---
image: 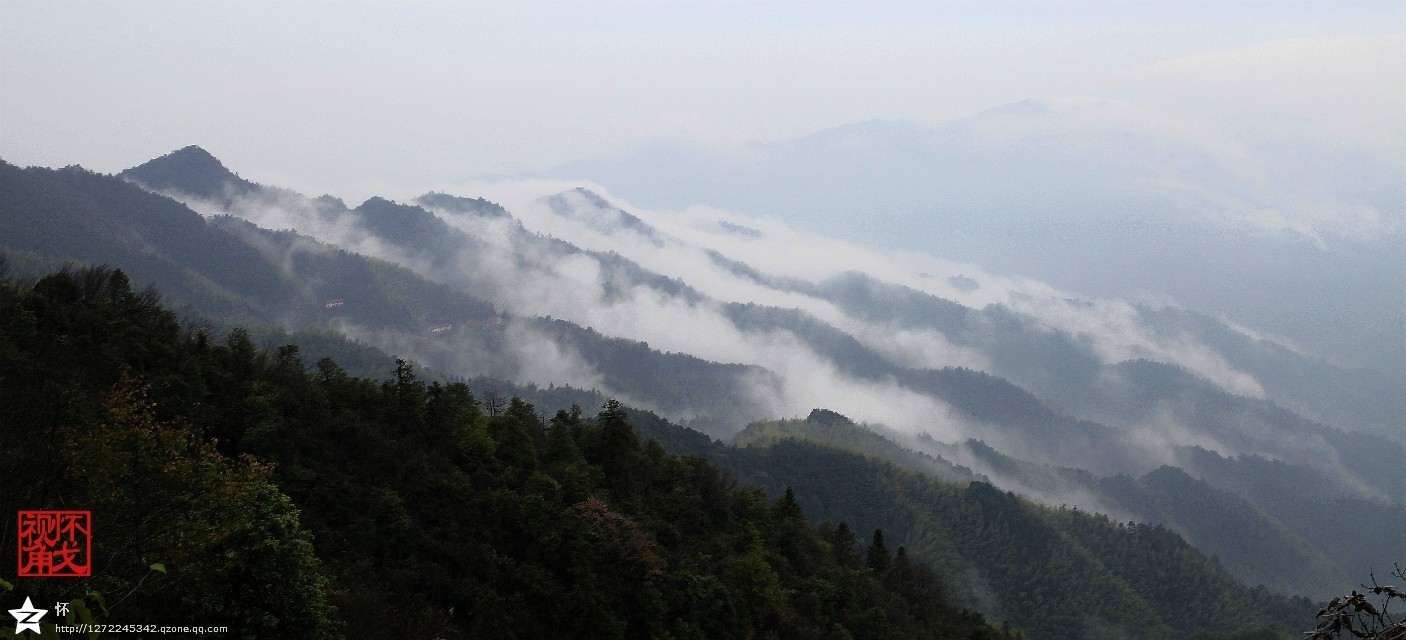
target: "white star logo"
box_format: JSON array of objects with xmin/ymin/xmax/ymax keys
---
[{"xmin": 9, "ymin": 596, "xmax": 46, "ymax": 635}]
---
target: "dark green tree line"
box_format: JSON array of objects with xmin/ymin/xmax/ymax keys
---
[{"xmin": 1, "ymin": 263, "xmax": 1015, "ymax": 639}]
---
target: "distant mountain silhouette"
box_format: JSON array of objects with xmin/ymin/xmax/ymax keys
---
[{"xmin": 120, "ymin": 145, "xmax": 258, "ymax": 200}]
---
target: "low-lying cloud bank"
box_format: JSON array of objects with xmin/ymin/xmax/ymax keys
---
[{"xmin": 146, "ymin": 166, "xmax": 1401, "ymax": 501}]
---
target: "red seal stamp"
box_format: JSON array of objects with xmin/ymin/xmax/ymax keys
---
[{"xmin": 16, "ymin": 510, "xmax": 92, "ymax": 577}]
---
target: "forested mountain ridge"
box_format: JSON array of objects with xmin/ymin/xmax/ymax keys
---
[
  {"xmin": 118, "ymin": 144, "xmax": 262, "ymax": 201},
  {"xmin": 0, "ymin": 263, "xmax": 1024, "ymax": 639},
  {"xmin": 733, "ymin": 413, "xmax": 1361, "ymax": 602},
  {"xmin": 118, "ymin": 150, "xmax": 1406, "ymax": 495},
  {"xmin": 0, "ymin": 159, "xmax": 497, "ymax": 336},
  {"xmin": 122, "ymin": 147, "xmax": 1404, "ymax": 452},
  {"xmin": 3, "ymin": 148, "xmax": 1399, "ymax": 611},
  {"xmin": 2, "ymin": 160, "xmax": 775, "ymax": 430},
  {"xmin": 122, "ymin": 147, "xmax": 1403, "ymax": 428},
  {"xmin": 0, "ymin": 263, "xmax": 1319, "ymax": 639},
  {"xmin": 719, "ymin": 440, "xmax": 1315, "ymax": 640}
]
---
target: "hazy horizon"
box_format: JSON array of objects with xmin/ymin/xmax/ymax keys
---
[
  {"xmin": 3, "ymin": 1, "xmax": 1402, "ymax": 198},
  {"xmin": 3, "ymin": 1, "xmax": 1403, "ymax": 374}
]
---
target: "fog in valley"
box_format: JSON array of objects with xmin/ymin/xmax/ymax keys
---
[{"xmin": 3, "ymin": 3, "xmax": 1403, "ymax": 635}]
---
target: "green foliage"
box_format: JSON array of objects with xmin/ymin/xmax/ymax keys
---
[
  {"xmin": 66, "ymin": 375, "xmax": 334, "ymax": 635},
  {"xmin": 0, "ymin": 265, "xmax": 1014, "ymax": 639},
  {"xmin": 0, "ymin": 265, "xmax": 337, "ymax": 638},
  {"xmin": 0, "ymin": 253, "xmax": 1325, "ymax": 640},
  {"xmin": 714, "ymin": 433, "xmax": 1317, "ymax": 640}
]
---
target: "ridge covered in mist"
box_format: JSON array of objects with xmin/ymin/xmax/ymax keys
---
[
  {"xmin": 3, "ymin": 263, "xmax": 1038, "ymax": 639},
  {"xmin": 3, "ymin": 147, "xmax": 1401, "ymax": 614},
  {"xmin": 526, "ymin": 99, "xmax": 1406, "ymax": 376}
]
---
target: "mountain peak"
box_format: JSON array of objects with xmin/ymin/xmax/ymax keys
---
[
  {"xmin": 120, "ymin": 145, "xmax": 257, "ymax": 199},
  {"xmin": 169, "ymin": 144, "xmax": 219, "ymax": 162},
  {"xmin": 571, "ymin": 186, "xmax": 613, "ymax": 209},
  {"xmin": 545, "ymin": 188, "xmax": 668, "ymax": 246},
  {"xmin": 806, "ymin": 408, "xmax": 856, "ymax": 426},
  {"xmin": 415, "ymin": 192, "xmax": 511, "ymax": 218}
]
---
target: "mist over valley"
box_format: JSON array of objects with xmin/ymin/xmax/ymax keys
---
[
  {"xmin": 5, "ymin": 142, "xmax": 1399, "ymax": 617},
  {"xmin": 3, "ymin": 4, "xmax": 1402, "ymax": 638}
]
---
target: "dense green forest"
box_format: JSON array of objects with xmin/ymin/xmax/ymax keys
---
[
  {"xmin": 703, "ymin": 414, "xmax": 1316, "ymax": 639},
  {"xmin": 0, "ymin": 263, "xmax": 1019, "ymax": 639},
  {"xmin": 335, "ymin": 353, "xmax": 1328, "ymax": 639},
  {"xmin": 731, "ymin": 414, "xmax": 1382, "ymax": 601}
]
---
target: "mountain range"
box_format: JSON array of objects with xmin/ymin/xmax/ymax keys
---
[
  {"xmin": 3, "ymin": 145, "xmax": 1402, "ymax": 636},
  {"xmin": 523, "ymin": 99, "xmax": 1406, "ymax": 377}
]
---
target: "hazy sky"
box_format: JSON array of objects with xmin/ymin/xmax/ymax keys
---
[{"xmin": 2, "ymin": 1, "xmax": 1403, "ymax": 201}]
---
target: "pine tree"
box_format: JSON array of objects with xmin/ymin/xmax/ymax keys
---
[{"xmin": 868, "ymin": 528, "xmax": 891, "ymax": 573}]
